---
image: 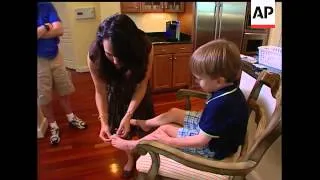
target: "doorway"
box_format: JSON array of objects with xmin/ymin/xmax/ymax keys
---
[{"xmin": 52, "ymin": 2, "xmax": 76, "ymax": 69}]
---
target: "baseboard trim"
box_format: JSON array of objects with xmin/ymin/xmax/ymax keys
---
[
  {"xmin": 76, "ymin": 66, "xmax": 89, "ymax": 72},
  {"xmin": 37, "ymin": 117, "xmax": 48, "ymax": 139}
]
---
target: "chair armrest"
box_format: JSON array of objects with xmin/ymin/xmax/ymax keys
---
[
  {"xmin": 136, "ymin": 140, "xmax": 256, "ymax": 177},
  {"xmin": 176, "ymin": 89, "xmax": 209, "ymax": 110},
  {"xmin": 176, "ymin": 89, "xmax": 210, "ymax": 100}
]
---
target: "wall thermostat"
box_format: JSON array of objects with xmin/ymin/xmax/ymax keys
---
[{"xmin": 75, "ymin": 7, "xmax": 95, "ymax": 20}]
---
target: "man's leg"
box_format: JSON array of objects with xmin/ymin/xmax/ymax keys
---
[
  {"xmin": 38, "ymin": 57, "xmax": 60, "ymax": 145},
  {"xmin": 130, "ymin": 108, "xmax": 186, "ymax": 131},
  {"xmin": 58, "ymin": 95, "xmax": 72, "ymax": 114},
  {"xmin": 111, "ymin": 124, "xmax": 180, "ymax": 151},
  {"xmin": 52, "ymin": 51, "xmax": 87, "ymax": 129}
]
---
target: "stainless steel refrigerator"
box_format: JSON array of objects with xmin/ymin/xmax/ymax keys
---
[{"xmin": 194, "ymin": 2, "xmax": 247, "ymax": 50}]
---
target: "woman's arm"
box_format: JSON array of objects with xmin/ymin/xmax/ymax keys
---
[
  {"xmin": 116, "ymin": 50, "xmax": 153, "ymax": 136},
  {"xmin": 125, "ymin": 50, "xmax": 153, "ymax": 120},
  {"xmin": 87, "ymin": 53, "xmax": 109, "ymax": 125}
]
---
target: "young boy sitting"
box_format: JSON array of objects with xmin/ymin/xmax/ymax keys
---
[{"xmin": 111, "ymin": 39, "xmax": 249, "ymax": 160}]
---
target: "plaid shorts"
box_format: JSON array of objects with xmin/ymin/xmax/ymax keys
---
[{"xmin": 177, "ymin": 111, "xmax": 216, "ymax": 158}]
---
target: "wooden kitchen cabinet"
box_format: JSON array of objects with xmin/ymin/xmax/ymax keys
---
[
  {"xmin": 164, "ymin": 2, "xmax": 185, "ymax": 12},
  {"xmin": 172, "ymin": 53, "xmax": 191, "ymax": 87},
  {"xmin": 152, "ymin": 44, "xmax": 192, "ymax": 92},
  {"xmin": 121, "ymin": 2, "xmax": 184, "ymax": 13},
  {"xmin": 152, "ymin": 54, "xmax": 172, "ymax": 90},
  {"xmin": 140, "ymin": 2, "xmax": 164, "ymax": 13},
  {"xmin": 120, "ymin": 2, "xmax": 141, "ymax": 13}
]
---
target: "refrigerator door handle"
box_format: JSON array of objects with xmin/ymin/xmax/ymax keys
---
[
  {"xmin": 213, "ymin": 3, "xmax": 218, "ymax": 40},
  {"xmin": 214, "ymin": 2, "xmax": 220, "ymax": 40},
  {"xmin": 218, "ymin": 3, "xmax": 223, "ymax": 38}
]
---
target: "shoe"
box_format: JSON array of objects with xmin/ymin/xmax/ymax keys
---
[
  {"xmin": 50, "ymin": 127, "xmax": 60, "ymax": 145},
  {"xmin": 69, "ymin": 116, "xmax": 87, "ymax": 129}
]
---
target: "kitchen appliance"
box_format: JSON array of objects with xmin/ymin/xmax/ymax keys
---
[
  {"xmin": 241, "ymin": 32, "xmax": 268, "ymax": 55},
  {"xmin": 165, "ymin": 20, "xmax": 180, "ymax": 41},
  {"xmin": 194, "ymin": 2, "xmax": 247, "ymax": 50},
  {"xmin": 241, "ymin": 3, "xmax": 269, "ymax": 56}
]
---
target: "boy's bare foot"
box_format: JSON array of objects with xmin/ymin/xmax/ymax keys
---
[
  {"xmin": 130, "ymin": 119, "xmax": 151, "ymax": 132},
  {"xmin": 111, "ymin": 136, "xmax": 137, "ymax": 151}
]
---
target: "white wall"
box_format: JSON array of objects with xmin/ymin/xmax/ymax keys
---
[
  {"xmin": 99, "ymin": 2, "xmax": 177, "ymax": 32},
  {"xmin": 268, "ymin": 2, "xmax": 282, "ymax": 47},
  {"xmin": 53, "ymin": 2, "xmax": 178, "ymax": 71},
  {"xmin": 100, "ymin": 2, "xmax": 120, "ymax": 21}
]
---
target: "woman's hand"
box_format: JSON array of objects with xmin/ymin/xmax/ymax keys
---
[
  {"xmin": 99, "ymin": 121, "xmax": 112, "ymax": 142},
  {"xmin": 116, "ymin": 115, "xmax": 131, "ymax": 138}
]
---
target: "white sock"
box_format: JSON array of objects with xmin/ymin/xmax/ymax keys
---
[
  {"xmin": 66, "ymin": 113, "xmax": 75, "ymax": 122},
  {"xmin": 49, "ymin": 121, "xmax": 59, "ymax": 129}
]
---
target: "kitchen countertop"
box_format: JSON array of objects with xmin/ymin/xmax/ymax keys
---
[
  {"xmin": 146, "ymin": 32, "xmax": 192, "ymax": 45},
  {"xmin": 241, "ymin": 60, "xmax": 282, "ymax": 79}
]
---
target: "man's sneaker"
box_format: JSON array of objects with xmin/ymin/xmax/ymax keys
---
[
  {"xmin": 69, "ymin": 116, "xmax": 87, "ymax": 129},
  {"xmin": 50, "ymin": 127, "xmax": 60, "ymax": 145}
]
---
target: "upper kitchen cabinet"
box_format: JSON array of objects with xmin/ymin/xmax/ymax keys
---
[
  {"xmin": 120, "ymin": 2, "xmax": 141, "ymax": 13},
  {"xmin": 164, "ymin": 2, "xmax": 185, "ymax": 12},
  {"xmin": 140, "ymin": 2, "xmax": 165, "ymax": 13},
  {"xmin": 121, "ymin": 2, "xmax": 185, "ymax": 13}
]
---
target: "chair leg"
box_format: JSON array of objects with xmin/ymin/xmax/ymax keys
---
[
  {"xmin": 231, "ymin": 176, "xmax": 246, "ymax": 180},
  {"xmin": 136, "ymin": 172, "xmax": 147, "ymax": 180}
]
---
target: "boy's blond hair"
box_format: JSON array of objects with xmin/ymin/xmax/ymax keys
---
[{"xmin": 190, "ymin": 39, "xmax": 241, "ymax": 82}]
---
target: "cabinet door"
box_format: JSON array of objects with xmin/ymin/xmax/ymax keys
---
[
  {"xmin": 164, "ymin": 2, "xmax": 185, "ymax": 12},
  {"xmin": 152, "ymin": 54, "xmax": 173, "ymax": 91},
  {"xmin": 172, "ymin": 53, "xmax": 191, "ymax": 88},
  {"xmin": 141, "ymin": 2, "xmax": 164, "ymax": 12},
  {"xmin": 120, "ymin": 2, "xmax": 140, "ymax": 13}
]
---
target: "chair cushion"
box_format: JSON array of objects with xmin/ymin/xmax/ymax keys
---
[{"xmin": 136, "ymin": 153, "xmax": 231, "ymax": 180}]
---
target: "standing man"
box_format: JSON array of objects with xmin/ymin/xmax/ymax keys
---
[{"xmin": 37, "ymin": 2, "xmax": 87, "ymax": 145}]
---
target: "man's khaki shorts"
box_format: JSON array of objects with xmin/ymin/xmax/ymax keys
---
[{"xmin": 38, "ymin": 51, "xmax": 75, "ymax": 105}]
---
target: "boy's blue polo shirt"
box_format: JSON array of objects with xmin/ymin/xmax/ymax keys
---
[
  {"xmin": 37, "ymin": 2, "xmax": 61, "ymax": 59},
  {"xmin": 199, "ymin": 84, "xmax": 249, "ymax": 160}
]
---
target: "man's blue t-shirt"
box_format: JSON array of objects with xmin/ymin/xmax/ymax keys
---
[
  {"xmin": 37, "ymin": 2, "xmax": 61, "ymax": 59},
  {"xmin": 199, "ymin": 84, "xmax": 249, "ymax": 160}
]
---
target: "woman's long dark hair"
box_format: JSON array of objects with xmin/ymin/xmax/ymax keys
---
[{"xmin": 89, "ymin": 13, "xmax": 151, "ymax": 85}]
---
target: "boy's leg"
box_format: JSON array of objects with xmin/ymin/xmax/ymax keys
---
[
  {"xmin": 130, "ymin": 108, "xmax": 186, "ymax": 131},
  {"xmin": 176, "ymin": 113, "xmax": 215, "ymax": 159},
  {"xmin": 52, "ymin": 51, "xmax": 87, "ymax": 129},
  {"xmin": 111, "ymin": 124, "xmax": 180, "ymax": 151}
]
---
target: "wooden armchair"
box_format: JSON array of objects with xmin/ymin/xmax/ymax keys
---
[{"xmin": 134, "ymin": 68, "xmax": 281, "ymax": 180}]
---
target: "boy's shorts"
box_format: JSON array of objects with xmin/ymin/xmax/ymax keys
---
[
  {"xmin": 38, "ymin": 51, "xmax": 75, "ymax": 105},
  {"xmin": 177, "ymin": 111, "xmax": 216, "ymax": 158}
]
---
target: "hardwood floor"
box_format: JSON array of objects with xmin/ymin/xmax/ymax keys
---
[{"xmin": 38, "ymin": 70, "xmax": 205, "ymax": 180}]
